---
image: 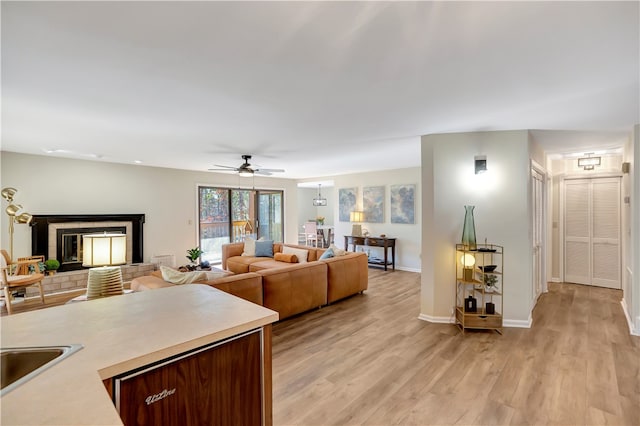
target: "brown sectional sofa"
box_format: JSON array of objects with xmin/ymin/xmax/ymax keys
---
[{"xmin": 131, "ymin": 242, "xmax": 368, "ymax": 320}]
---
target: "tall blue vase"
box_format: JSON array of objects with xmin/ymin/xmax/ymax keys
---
[{"xmin": 461, "ymin": 205, "xmax": 477, "ymax": 250}]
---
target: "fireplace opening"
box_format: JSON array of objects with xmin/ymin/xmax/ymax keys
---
[{"xmin": 57, "ymin": 227, "xmax": 126, "ymax": 267}]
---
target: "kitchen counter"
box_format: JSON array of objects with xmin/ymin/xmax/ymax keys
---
[{"xmin": 0, "ymin": 284, "xmax": 279, "ymax": 425}]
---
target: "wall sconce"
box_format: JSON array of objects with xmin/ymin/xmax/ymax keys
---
[
  {"xmin": 312, "ymin": 184, "xmax": 327, "ymax": 206},
  {"xmin": 622, "ymin": 162, "xmax": 630, "ymax": 174},
  {"xmin": 1, "ymin": 187, "xmax": 33, "ymax": 260},
  {"xmin": 474, "ymin": 155, "xmax": 487, "ymax": 174},
  {"xmin": 577, "ymin": 153, "xmax": 601, "ymax": 170},
  {"xmin": 350, "ymin": 211, "xmax": 364, "ymax": 236}
]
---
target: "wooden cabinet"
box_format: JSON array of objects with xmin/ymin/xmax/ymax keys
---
[
  {"xmin": 110, "ymin": 326, "xmax": 271, "ymax": 426},
  {"xmin": 344, "ymin": 236, "xmax": 396, "ymax": 271},
  {"xmin": 455, "ymin": 244, "xmax": 503, "ymax": 334}
]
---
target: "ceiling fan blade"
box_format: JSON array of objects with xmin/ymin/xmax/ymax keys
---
[
  {"xmin": 211, "ymin": 164, "xmax": 238, "ymax": 169},
  {"xmin": 254, "ymin": 170, "xmax": 273, "ymax": 176},
  {"xmin": 208, "ymin": 168, "xmax": 238, "ymax": 172},
  {"xmin": 255, "ymin": 168, "xmax": 285, "ymax": 173}
]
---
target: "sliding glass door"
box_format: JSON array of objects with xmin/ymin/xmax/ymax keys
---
[{"xmin": 199, "ymin": 186, "xmax": 284, "ymax": 264}]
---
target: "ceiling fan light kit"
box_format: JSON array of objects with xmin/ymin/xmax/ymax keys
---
[{"xmin": 208, "ymin": 154, "xmax": 284, "ymax": 177}]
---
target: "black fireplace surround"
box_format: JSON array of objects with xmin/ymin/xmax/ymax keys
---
[{"xmin": 31, "ymin": 214, "xmax": 145, "ymax": 272}]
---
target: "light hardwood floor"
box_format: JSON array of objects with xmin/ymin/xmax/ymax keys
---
[{"xmin": 272, "ymin": 269, "xmax": 640, "ymax": 425}]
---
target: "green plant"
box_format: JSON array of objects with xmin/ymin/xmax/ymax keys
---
[
  {"xmin": 484, "ymin": 273, "xmax": 498, "ymax": 289},
  {"xmin": 44, "ymin": 259, "xmax": 60, "ymax": 271},
  {"xmin": 186, "ymin": 247, "xmax": 204, "ymax": 264}
]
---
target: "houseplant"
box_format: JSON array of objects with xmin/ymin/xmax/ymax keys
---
[
  {"xmin": 484, "ymin": 273, "xmax": 498, "ymax": 292},
  {"xmin": 316, "ymin": 216, "xmax": 325, "ymax": 225},
  {"xmin": 44, "ymin": 258, "xmax": 60, "ymax": 275},
  {"xmin": 186, "ymin": 247, "xmax": 204, "ymax": 265}
]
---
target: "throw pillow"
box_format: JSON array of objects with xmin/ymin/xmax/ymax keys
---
[
  {"xmin": 242, "ymin": 236, "xmax": 265, "ymax": 257},
  {"xmin": 282, "ymin": 246, "xmax": 309, "ymax": 263},
  {"xmin": 329, "ymin": 244, "xmax": 347, "ymax": 256},
  {"xmin": 274, "ymin": 252, "xmax": 298, "ymax": 263},
  {"xmin": 160, "ymin": 266, "xmax": 208, "ymax": 284},
  {"xmin": 318, "ymin": 248, "xmax": 335, "ymax": 260},
  {"xmin": 255, "ymin": 240, "xmax": 274, "ymax": 257}
]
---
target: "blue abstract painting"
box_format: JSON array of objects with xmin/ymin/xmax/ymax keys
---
[
  {"xmin": 363, "ymin": 186, "xmax": 385, "ymax": 223},
  {"xmin": 338, "ymin": 187, "xmax": 357, "ymax": 222},
  {"xmin": 390, "ymin": 184, "xmax": 415, "ymax": 224}
]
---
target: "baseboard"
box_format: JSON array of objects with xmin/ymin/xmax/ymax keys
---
[
  {"xmin": 417, "ymin": 313, "xmax": 455, "ymax": 324},
  {"xmin": 550, "ymin": 277, "xmax": 561, "ymax": 283},
  {"xmin": 620, "ymin": 299, "xmax": 640, "ymax": 336},
  {"xmin": 397, "ymin": 266, "xmax": 421, "ymax": 273},
  {"xmin": 503, "ymin": 318, "xmax": 532, "ymax": 328}
]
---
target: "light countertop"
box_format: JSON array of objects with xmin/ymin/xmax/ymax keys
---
[{"xmin": 0, "ymin": 284, "xmax": 278, "ymax": 425}]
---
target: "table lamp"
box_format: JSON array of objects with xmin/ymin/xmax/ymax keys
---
[
  {"xmin": 461, "ymin": 253, "xmax": 476, "ymax": 281},
  {"xmin": 83, "ymin": 233, "xmax": 127, "ymax": 300},
  {"xmin": 350, "ymin": 211, "xmax": 364, "ymax": 237}
]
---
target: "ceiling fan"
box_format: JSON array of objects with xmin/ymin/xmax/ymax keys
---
[{"xmin": 208, "ymin": 155, "xmax": 285, "ymax": 177}]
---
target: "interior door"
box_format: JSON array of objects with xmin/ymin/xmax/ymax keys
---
[
  {"xmin": 564, "ymin": 177, "xmax": 621, "ymax": 289},
  {"xmin": 531, "ymin": 168, "xmax": 546, "ymax": 300}
]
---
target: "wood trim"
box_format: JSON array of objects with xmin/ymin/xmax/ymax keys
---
[{"xmin": 262, "ymin": 324, "xmax": 273, "ymax": 426}]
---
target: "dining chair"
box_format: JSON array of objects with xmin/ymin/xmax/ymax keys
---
[
  {"xmin": 1, "ymin": 249, "xmax": 46, "ymax": 315},
  {"xmin": 303, "ymin": 222, "xmax": 322, "ymax": 247}
]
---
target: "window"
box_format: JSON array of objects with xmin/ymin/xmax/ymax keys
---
[{"xmin": 198, "ymin": 186, "xmax": 284, "ymax": 264}]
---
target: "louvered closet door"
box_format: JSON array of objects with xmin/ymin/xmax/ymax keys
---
[
  {"xmin": 591, "ymin": 178, "xmax": 620, "ymax": 288},
  {"xmin": 564, "ymin": 177, "xmax": 620, "ymax": 289},
  {"xmin": 565, "ymin": 180, "xmax": 591, "ymax": 284}
]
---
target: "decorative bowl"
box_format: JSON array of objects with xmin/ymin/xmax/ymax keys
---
[{"xmin": 478, "ymin": 265, "xmax": 497, "ymax": 272}]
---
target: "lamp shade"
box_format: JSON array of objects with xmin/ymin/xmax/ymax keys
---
[
  {"xmin": 461, "ymin": 253, "xmax": 476, "ymax": 267},
  {"xmin": 350, "ymin": 211, "xmax": 364, "ymax": 222},
  {"xmin": 1, "ymin": 187, "xmax": 17, "ymax": 202},
  {"xmin": 15, "ymin": 213, "xmax": 33, "ymax": 224},
  {"xmin": 82, "ymin": 233, "xmax": 127, "ymax": 267}
]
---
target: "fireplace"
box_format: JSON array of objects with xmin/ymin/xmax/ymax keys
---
[{"xmin": 31, "ymin": 214, "xmax": 145, "ymax": 272}]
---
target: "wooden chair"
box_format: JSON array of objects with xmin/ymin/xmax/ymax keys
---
[
  {"xmin": 1, "ymin": 249, "xmax": 45, "ymax": 315},
  {"xmin": 303, "ymin": 222, "xmax": 323, "ymax": 248}
]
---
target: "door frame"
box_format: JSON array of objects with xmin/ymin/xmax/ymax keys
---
[
  {"xmin": 531, "ymin": 160, "xmax": 549, "ymax": 304},
  {"xmin": 559, "ymin": 171, "xmax": 623, "ymax": 284}
]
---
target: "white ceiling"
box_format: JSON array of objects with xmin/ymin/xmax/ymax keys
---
[{"xmin": 2, "ymin": 1, "xmax": 638, "ymax": 179}]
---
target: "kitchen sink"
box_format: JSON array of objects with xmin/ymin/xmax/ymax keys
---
[{"xmin": 1, "ymin": 344, "xmax": 83, "ymax": 396}]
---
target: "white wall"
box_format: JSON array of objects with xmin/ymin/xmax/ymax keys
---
[
  {"xmin": 623, "ymin": 124, "xmax": 640, "ymax": 335},
  {"xmin": 420, "ymin": 130, "xmax": 533, "ymax": 325},
  {"xmin": 0, "ymin": 152, "xmax": 300, "ymax": 262},
  {"xmin": 328, "ymin": 167, "xmax": 421, "ymax": 272},
  {"xmin": 296, "ymin": 186, "xmax": 336, "ymax": 229}
]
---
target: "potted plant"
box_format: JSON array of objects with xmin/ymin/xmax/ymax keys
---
[
  {"xmin": 186, "ymin": 247, "xmax": 204, "ymax": 266},
  {"xmin": 484, "ymin": 273, "xmax": 498, "ymax": 292},
  {"xmin": 316, "ymin": 216, "xmax": 325, "ymax": 225},
  {"xmin": 44, "ymin": 259, "xmax": 60, "ymax": 276}
]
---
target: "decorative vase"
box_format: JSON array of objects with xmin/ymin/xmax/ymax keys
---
[{"xmin": 461, "ymin": 205, "xmax": 477, "ymax": 251}]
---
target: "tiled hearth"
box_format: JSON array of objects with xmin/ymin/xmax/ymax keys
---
[{"xmin": 23, "ymin": 263, "xmax": 155, "ymax": 298}]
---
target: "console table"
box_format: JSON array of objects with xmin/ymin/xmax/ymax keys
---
[{"xmin": 344, "ymin": 236, "xmax": 396, "ymax": 271}]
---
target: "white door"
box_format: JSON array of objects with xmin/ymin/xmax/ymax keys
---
[
  {"xmin": 531, "ymin": 168, "xmax": 546, "ymax": 301},
  {"xmin": 564, "ymin": 177, "xmax": 621, "ymax": 289}
]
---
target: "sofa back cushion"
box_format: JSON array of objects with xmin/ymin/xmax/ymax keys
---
[{"xmin": 281, "ymin": 246, "xmax": 309, "ymax": 263}]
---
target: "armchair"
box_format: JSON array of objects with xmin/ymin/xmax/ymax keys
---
[{"xmin": 1, "ymin": 249, "xmax": 45, "ymax": 315}]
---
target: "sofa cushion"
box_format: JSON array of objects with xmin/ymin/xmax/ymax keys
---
[
  {"xmin": 282, "ymin": 246, "xmax": 309, "ymax": 263},
  {"xmin": 242, "ymin": 236, "xmax": 265, "ymax": 256},
  {"xmin": 274, "ymin": 252, "xmax": 298, "ymax": 263},
  {"xmin": 255, "ymin": 240, "xmax": 274, "ymax": 257},
  {"xmin": 248, "ymin": 259, "xmax": 298, "ymax": 271},
  {"xmin": 319, "ymin": 248, "xmax": 334, "ymax": 260}
]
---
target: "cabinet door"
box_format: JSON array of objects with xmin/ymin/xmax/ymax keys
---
[{"xmin": 115, "ymin": 330, "xmax": 262, "ymax": 426}]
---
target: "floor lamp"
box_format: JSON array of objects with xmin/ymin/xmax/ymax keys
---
[
  {"xmin": 1, "ymin": 187, "xmax": 33, "ymax": 260},
  {"xmin": 83, "ymin": 233, "xmax": 126, "ymax": 300}
]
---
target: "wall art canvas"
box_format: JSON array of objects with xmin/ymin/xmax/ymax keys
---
[
  {"xmin": 338, "ymin": 187, "xmax": 358, "ymax": 222},
  {"xmin": 390, "ymin": 184, "xmax": 415, "ymax": 224},
  {"xmin": 363, "ymin": 186, "xmax": 385, "ymax": 223}
]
